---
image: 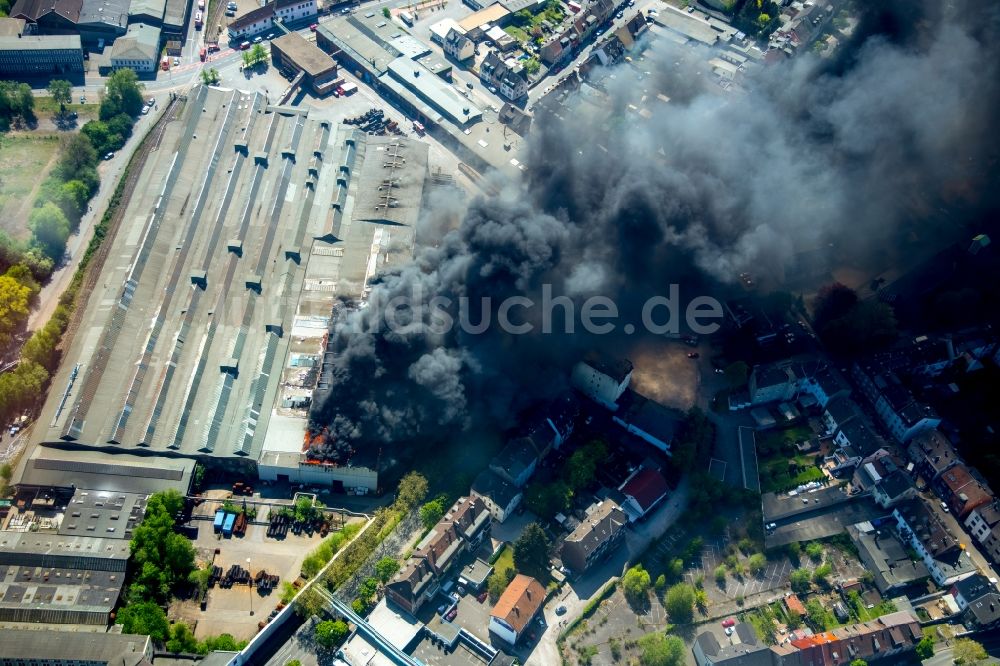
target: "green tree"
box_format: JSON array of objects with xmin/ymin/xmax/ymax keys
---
[
  {"xmin": 81, "ymin": 120, "xmax": 112, "ymax": 155},
  {"xmin": 420, "ymin": 499, "xmax": 444, "ymax": 529},
  {"xmin": 805, "ymin": 542, "xmax": 823, "ymax": 561},
  {"xmin": 116, "ymin": 601, "xmax": 169, "ymax": 641},
  {"xmin": 671, "ymin": 408, "xmax": 715, "ymax": 472},
  {"xmin": 524, "ymin": 479, "xmax": 572, "ymax": 519},
  {"xmin": 129, "ymin": 490, "xmax": 195, "ymax": 603},
  {"xmin": 286, "ymin": 662, "xmax": 302, "ymax": 666},
  {"xmin": 654, "ymin": 573, "xmax": 667, "ymax": 591},
  {"xmin": 664, "ymin": 583, "xmax": 695, "ymax": 624},
  {"xmin": 29, "ymin": 202, "xmax": 70, "ymax": 259},
  {"xmin": 314, "ymin": 619, "xmax": 349, "ymax": 649},
  {"xmin": 714, "ymin": 564, "xmax": 727, "ymax": 584},
  {"xmin": 667, "ymin": 557, "xmax": 684, "ymax": 581},
  {"xmin": 248, "ymin": 43, "xmax": 268, "ymax": 66},
  {"xmin": 48, "ymin": 79, "xmax": 72, "ymax": 114},
  {"xmin": 637, "ymin": 632, "xmax": 685, "ymax": 666},
  {"xmin": 748, "ymin": 553, "xmax": 767, "ymax": 575},
  {"xmin": 805, "ymin": 599, "xmax": 832, "ymax": 630},
  {"xmin": 724, "ymin": 361, "xmax": 750, "ymax": 388},
  {"xmin": 382, "ymin": 7, "xmax": 390, "ymax": 17},
  {"xmin": 566, "ymin": 440, "xmax": 606, "ymax": 490},
  {"xmin": 914, "ymin": 634, "xmax": 934, "ymax": 660},
  {"xmin": 849, "ymin": 661, "xmax": 866, "ymax": 666},
  {"xmin": 513, "ymin": 522, "xmax": 550, "ymax": 577},
  {"xmin": 622, "ymin": 564, "xmax": 652, "ymax": 606},
  {"xmin": 103, "ymin": 68, "xmax": 144, "ymax": 118},
  {"xmin": 953, "ymin": 638, "xmax": 987, "ymax": 664},
  {"xmin": 374, "ymin": 556, "xmax": 399, "ymax": 583},
  {"xmin": 0, "ymin": 273, "xmax": 31, "ymax": 342},
  {"xmin": 166, "ymin": 621, "xmax": 200, "ymax": 653},
  {"xmin": 789, "ymin": 568, "xmax": 811, "ymax": 593},
  {"xmin": 812, "ymin": 562, "xmax": 832, "ymax": 585},
  {"xmin": 396, "ymin": 471, "xmax": 428, "ymax": 509},
  {"xmin": 487, "ymin": 567, "xmax": 514, "ymax": 601}
]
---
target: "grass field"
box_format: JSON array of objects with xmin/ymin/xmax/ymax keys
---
[
  {"xmin": 33, "ymin": 97, "xmax": 94, "ymax": 116},
  {"xmin": 0, "ymin": 134, "xmax": 62, "ymax": 240}
]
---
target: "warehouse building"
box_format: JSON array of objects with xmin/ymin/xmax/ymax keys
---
[
  {"xmin": 19, "ymin": 86, "xmax": 430, "ymax": 496},
  {"xmin": 0, "ymin": 629, "xmax": 153, "ymax": 665},
  {"xmin": 0, "ymin": 19, "xmax": 83, "ymax": 76},
  {"xmin": 78, "ymin": 0, "xmax": 129, "ymax": 45}
]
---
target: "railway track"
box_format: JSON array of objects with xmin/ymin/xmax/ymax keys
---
[{"xmin": 60, "ymin": 98, "xmax": 183, "ymax": 352}]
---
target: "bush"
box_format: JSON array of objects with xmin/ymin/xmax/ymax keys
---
[
  {"xmin": 789, "ymin": 568, "xmax": 811, "ymax": 594},
  {"xmin": 714, "ymin": 565, "xmax": 727, "ymax": 584}
]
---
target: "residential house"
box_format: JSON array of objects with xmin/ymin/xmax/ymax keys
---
[
  {"xmin": 444, "ymin": 495, "xmax": 491, "ymax": 548},
  {"xmin": 560, "ymin": 499, "xmax": 627, "ymax": 574},
  {"xmin": 872, "ymin": 470, "xmax": 917, "ymax": 509},
  {"xmin": 414, "ymin": 522, "xmax": 463, "ymax": 576},
  {"xmin": 853, "ymin": 452, "xmax": 916, "ymax": 508},
  {"xmin": 543, "ymin": 392, "xmax": 578, "ymax": 449},
  {"xmin": 907, "ymin": 428, "xmax": 959, "ymax": 482},
  {"xmin": 385, "ymin": 557, "xmax": 436, "ymax": 615},
  {"xmin": 471, "ymin": 469, "xmax": 522, "ymax": 522},
  {"xmin": 490, "ymin": 432, "xmax": 549, "ymax": 487},
  {"xmin": 784, "ymin": 594, "xmax": 806, "ymax": 619},
  {"xmin": 849, "ymin": 522, "xmax": 929, "ymax": 594},
  {"xmin": 935, "ymin": 464, "xmax": 994, "ymax": 519},
  {"xmin": 822, "ymin": 396, "xmax": 861, "ymax": 435},
  {"xmin": 893, "ymin": 500, "xmax": 976, "ymax": 586},
  {"xmin": 948, "ymin": 574, "xmax": 1000, "ymax": 631},
  {"xmin": 833, "ymin": 418, "xmax": 884, "ymax": 457},
  {"xmin": 779, "ymin": 611, "xmax": 923, "ymax": 665},
  {"xmin": 227, "ymin": 0, "xmax": 315, "ymax": 40},
  {"xmin": 386, "ymin": 496, "xmax": 492, "ymax": 614},
  {"xmin": 489, "ymin": 574, "xmax": 545, "ymax": 644},
  {"xmin": 797, "ymin": 362, "xmax": 851, "ymax": 409},
  {"xmin": 618, "ymin": 467, "xmax": 669, "ymax": 522},
  {"xmin": 443, "ymin": 26, "xmax": 474, "ymax": 61},
  {"xmin": 693, "ymin": 623, "xmax": 772, "ymax": 666},
  {"xmin": 749, "ymin": 363, "xmax": 797, "ymax": 405},
  {"xmin": 851, "ymin": 363, "xmax": 940, "ymax": 443},
  {"xmin": 612, "ymin": 390, "xmax": 682, "ymax": 453},
  {"xmin": 571, "ymin": 353, "xmax": 633, "ymax": 410},
  {"xmin": 538, "ymin": 0, "xmax": 614, "ymax": 66},
  {"xmin": 826, "ymin": 444, "xmax": 861, "ymax": 479},
  {"xmin": 965, "ymin": 500, "xmax": 1000, "ymax": 564},
  {"xmin": 108, "ymin": 21, "xmax": 159, "ymax": 73},
  {"xmin": 479, "ymin": 50, "xmax": 528, "ymax": 101}
]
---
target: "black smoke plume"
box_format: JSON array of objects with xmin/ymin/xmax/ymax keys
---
[{"xmin": 309, "ymin": 0, "xmax": 1000, "ymax": 465}]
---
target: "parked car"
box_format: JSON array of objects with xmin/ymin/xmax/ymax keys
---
[
  {"xmin": 240, "ymin": 41, "xmax": 251, "ymax": 49},
  {"xmin": 722, "ymin": 618, "xmax": 736, "ymax": 628},
  {"xmin": 310, "ymin": 23, "xmax": 318, "ymax": 31},
  {"xmin": 687, "ymin": 352, "xmax": 699, "ymax": 358},
  {"xmin": 445, "ymin": 608, "xmax": 458, "ymax": 621},
  {"xmin": 253, "ymin": 36, "xmax": 262, "ymax": 43},
  {"xmin": 104, "ymin": 152, "xmax": 114, "ymax": 160},
  {"xmin": 173, "ymin": 57, "xmax": 180, "ymax": 66},
  {"xmin": 555, "ymin": 605, "xmax": 567, "ymax": 616}
]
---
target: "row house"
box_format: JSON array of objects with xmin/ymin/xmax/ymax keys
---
[
  {"xmin": 935, "ymin": 463, "xmax": 994, "ymax": 519},
  {"xmin": 851, "ymin": 362, "xmax": 940, "ymax": 443},
  {"xmin": 479, "ymin": 50, "xmax": 528, "ymax": 101},
  {"xmin": 385, "ymin": 496, "xmax": 491, "ymax": 615},
  {"xmin": 538, "ymin": 0, "xmax": 614, "ymax": 66},
  {"xmin": 965, "ymin": 501, "xmax": 1000, "ymax": 564},
  {"xmin": 906, "ymin": 427, "xmax": 959, "ymax": 482},
  {"xmin": 892, "ymin": 500, "xmax": 976, "ymax": 586},
  {"xmin": 559, "ymin": 499, "xmax": 627, "ymax": 575}
]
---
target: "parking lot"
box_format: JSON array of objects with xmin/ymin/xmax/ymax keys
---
[{"xmin": 170, "ymin": 515, "xmax": 361, "ymax": 640}]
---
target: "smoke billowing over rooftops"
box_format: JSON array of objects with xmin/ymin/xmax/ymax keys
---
[{"xmin": 308, "ymin": 0, "xmax": 1000, "ymax": 465}]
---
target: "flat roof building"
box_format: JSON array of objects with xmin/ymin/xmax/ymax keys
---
[
  {"xmin": 270, "ymin": 31, "xmax": 339, "ymax": 95},
  {"xmin": 78, "ymin": 0, "xmax": 129, "ymax": 44},
  {"xmin": 0, "ymin": 22, "xmax": 83, "ymax": 76},
  {"xmin": 0, "ymin": 628, "xmax": 152, "ymax": 664}
]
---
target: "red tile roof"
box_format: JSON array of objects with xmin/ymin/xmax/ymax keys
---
[
  {"xmin": 621, "ymin": 468, "xmax": 668, "ymax": 511},
  {"xmin": 491, "ymin": 574, "xmax": 545, "ymax": 634}
]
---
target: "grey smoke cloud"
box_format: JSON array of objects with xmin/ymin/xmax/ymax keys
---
[{"xmin": 309, "ymin": 2, "xmax": 1000, "ymax": 461}]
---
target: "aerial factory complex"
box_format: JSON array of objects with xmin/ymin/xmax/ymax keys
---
[{"xmin": 1, "ymin": 0, "xmax": 999, "ymax": 665}]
